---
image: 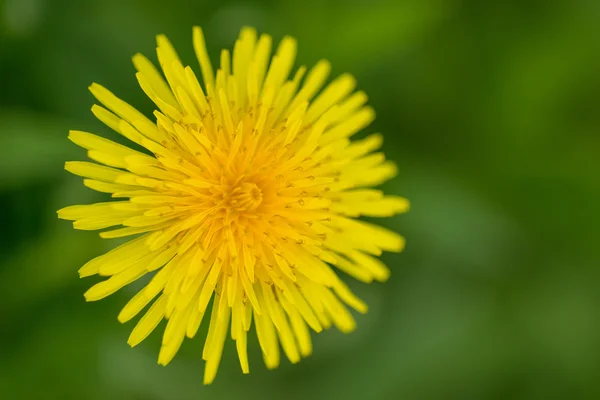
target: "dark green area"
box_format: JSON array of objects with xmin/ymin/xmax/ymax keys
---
[{"xmin": 1, "ymin": 0, "xmax": 599, "ymax": 399}]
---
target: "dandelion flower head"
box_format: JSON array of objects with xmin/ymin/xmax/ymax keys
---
[{"xmin": 58, "ymin": 26, "xmax": 409, "ymax": 384}]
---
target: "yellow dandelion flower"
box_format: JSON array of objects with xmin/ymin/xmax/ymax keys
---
[{"xmin": 58, "ymin": 26, "xmax": 409, "ymax": 384}]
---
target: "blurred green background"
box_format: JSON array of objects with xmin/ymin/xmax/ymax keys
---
[{"xmin": 1, "ymin": 0, "xmax": 600, "ymax": 398}]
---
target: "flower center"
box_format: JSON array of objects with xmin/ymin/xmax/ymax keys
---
[{"xmin": 227, "ymin": 182, "xmax": 263, "ymax": 212}]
